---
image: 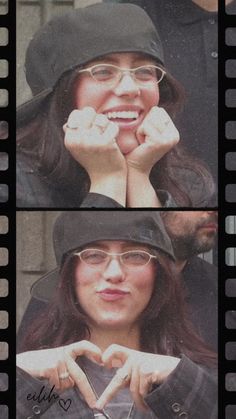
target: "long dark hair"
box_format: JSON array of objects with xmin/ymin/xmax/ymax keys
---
[
  {"xmin": 19, "ymin": 249, "xmax": 217, "ymax": 367},
  {"xmin": 16, "ymin": 64, "xmax": 215, "ymax": 206}
]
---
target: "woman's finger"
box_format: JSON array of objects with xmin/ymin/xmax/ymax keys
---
[
  {"xmin": 129, "ymin": 364, "xmax": 144, "ymax": 411},
  {"xmin": 102, "ymin": 344, "xmax": 131, "ymax": 368},
  {"xmin": 151, "ymin": 370, "xmax": 162, "ymax": 385},
  {"xmin": 47, "ymin": 368, "xmax": 60, "ymax": 390},
  {"xmin": 102, "ymin": 121, "xmax": 119, "ymax": 144},
  {"xmin": 139, "ymin": 375, "xmax": 153, "ymax": 401},
  {"xmin": 138, "ymin": 121, "xmax": 158, "ymax": 143},
  {"xmin": 65, "ymin": 340, "xmax": 102, "ymax": 364},
  {"xmin": 65, "ymin": 354, "xmax": 97, "ymax": 409},
  {"xmin": 136, "ymin": 106, "xmax": 177, "ymax": 143},
  {"xmin": 57, "ymin": 358, "xmax": 74, "ymax": 391},
  {"xmin": 130, "ymin": 364, "xmax": 149, "ymax": 412},
  {"xmin": 94, "ymin": 114, "xmax": 109, "ymax": 131},
  {"xmin": 66, "ymin": 107, "xmax": 96, "ymax": 130},
  {"xmin": 66, "ymin": 109, "xmax": 82, "ymax": 129},
  {"xmin": 148, "ymin": 106, "xmax": 171, "ymax": 133},
  {"xmin": 95, "ymin": 365, "xmax": 131, "ymax": 410}
]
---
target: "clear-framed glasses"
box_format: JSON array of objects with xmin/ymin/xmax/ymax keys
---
[
  {"xmin": 78, "ymin": 64, "xmax": 166, "ymax": 87},
  {"xmin": 74, "ymin": 249, "xmax": 157, "ymax": 269}
]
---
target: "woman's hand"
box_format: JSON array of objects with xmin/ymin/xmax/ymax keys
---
[
  {"xmin": 125, "ymin": 106, "xmax": 179, "ymax": 207},
  {"xmin": 126, "ymin": 106, "xmax": 180, "ymax": 175},
  {"xmin": 64, "ymin": 107, "xmax": 127, "ymax": 205},
  {"xmin": 17, "ymin": 340, "xmax": 102, "ymax": 408},
  {"xmin": 95, "ymin": 344, "xmax": 180, "ymax": 412}
]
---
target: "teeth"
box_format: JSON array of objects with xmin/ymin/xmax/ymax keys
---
[{"xmin": 106, "ymin": 111, "xmax": 139, "ymax": 120}]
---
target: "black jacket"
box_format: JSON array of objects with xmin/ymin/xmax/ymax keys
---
[
  {"xmin": 16, "ymin": 151, "xmax": 215, "ymax": 208},
  {"xmin": 14, "ymin": 355, "xmax": 217, "ymax": 418},
  {"xmin": 182, "ymin": 256, "xmax": 217, "ymax": 350}
]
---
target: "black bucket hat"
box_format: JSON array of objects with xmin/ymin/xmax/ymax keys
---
[
  {"xmin": 31, "ymin": 211, "xmax": 174, "ymax": 302},
  {"xmin": 17, "ymin": 2, "xmax": 164, "ymax": 125}
]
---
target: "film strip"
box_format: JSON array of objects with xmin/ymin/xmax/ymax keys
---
[
  {"xmin": 0, "ymin": 0, "xmax": 16, "ymax": 418},
  {"xmin": 220, "ymin": 2, "xmax": 236, "ymax": 418}
]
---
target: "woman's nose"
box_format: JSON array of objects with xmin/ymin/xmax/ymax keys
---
[
  {"xmin": 103, "ymin": 258, "xmax": 125, "ymax": 282},
  {"xmin": 114, "ymin": 73, "xmax": 140, "ymax": 97}
]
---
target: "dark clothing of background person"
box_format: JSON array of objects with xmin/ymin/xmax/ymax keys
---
[
  {"xmin": 110, "ymin": 0, "xmax": 236, "ymax": 182},
  {"xmin": 182, "ymin": 255, "xmax": 217, "ymax": 351},
  {"xmin": 17, "ymin": 255, "xmax": 218, "ymax": 352}
]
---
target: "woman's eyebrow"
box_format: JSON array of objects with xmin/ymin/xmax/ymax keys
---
[
  {"xmin": 122, "ymin": 244, "xmax": 150, "ymax": 251},
  {"xmin": 83, "ymin": 241, "xmax": 150, "ymax": 250},
  {"xmin": 86, "ymin": 56, "xmax": 118, "ymax": 66},
  {"xmin": 87, "ymin": 54, "xmax": 157, "ymax": 66}
]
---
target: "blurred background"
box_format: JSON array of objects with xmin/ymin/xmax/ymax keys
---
[{"xmin": 16, "ymin": 0, "xmax": 102, "ymax": 106}]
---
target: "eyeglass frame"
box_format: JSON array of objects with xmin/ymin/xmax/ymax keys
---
[
  {"xmin": 77, "ymin": 63, "xmax": 166, "ymax": 87},
  {"xmin": 73, "ymin": 248, "xmax": 157, "ymax": 269}
]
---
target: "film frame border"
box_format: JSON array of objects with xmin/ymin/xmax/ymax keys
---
[
  {"xmin": 219, "ymin": 1, "xmax": 236, "ymax": 418},
  {"xmin": 0, "ymin": 0, "xmax": 16, "ymax": 418}
]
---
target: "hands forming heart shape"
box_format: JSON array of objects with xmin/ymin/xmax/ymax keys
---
[
  {"xmin": 17, "ymin": 340, "xmax": 180, "ymax": 412},
  {"xmin": 64, "ymin": 106, "xmax": 179, "ymax": 179}
]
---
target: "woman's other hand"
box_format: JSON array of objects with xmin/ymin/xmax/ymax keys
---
[
  {"xmin": 126, "ymin": 106, "xmax": 179, "ymax": 175},
  {"xmin": 125, "ymin": 106, "xmax": 179, "ymax": 207},
  {"xmin": 95, "ymin": 344, "xmax": 180, "ymax": 412},
  {"xmin": 64, "ymin": 107, "xmax": 127, "ymax": 206},
  {"xmin": 17, "ymin": 340, "xmax": 102, "ymax": 408}
]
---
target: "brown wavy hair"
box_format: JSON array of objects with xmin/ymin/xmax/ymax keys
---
[{"xmin": 19, "ymin": 249, "xmax": 217, "ymax": 367}]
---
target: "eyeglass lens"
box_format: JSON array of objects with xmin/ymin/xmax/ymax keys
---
[
  {"xmin": 80, "ymin": 249, "xmax": 152, "ymax": 267},
  {"xmin": 90, "ymin": 65, "xmax": 164, "ymax": 84}
]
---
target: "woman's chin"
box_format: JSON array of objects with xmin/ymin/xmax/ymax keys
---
[
  {"xmin": 117, "ymin": 135, "xmax": 139, "ymax": 155},
  {"xmin": 94, "ymin": 312, "xmax": 131, "ymax": 329}
]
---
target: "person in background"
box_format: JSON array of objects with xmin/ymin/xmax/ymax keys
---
[
  {"xmin": 161, "ymin": 211, "xmax": 218, "ymax": 350},
  {"xmin": 107, "ymin": 0, "xmax": 236, "ymax": 183}
]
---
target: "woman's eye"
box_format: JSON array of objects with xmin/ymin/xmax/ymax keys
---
[
  {"xmin": 124, "ymin": 252, "xmax": 148, "ymax": 264},
  {"xmin": 92, "ymin": 67, "xmax": 115, "ymax": 80},
  {"xmin": 83, "ymin": 251, "xmax": 106, "ymax": 264},
  {"xmin": 136, "ymin": 67, "xmax": 155, "ymax": 80}
]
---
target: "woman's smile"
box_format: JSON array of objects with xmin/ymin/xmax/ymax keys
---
[
  {"xmin": 102, "ymin": 104, "xmax": 145, "ymax": 154},
  {"xmin": 75, "ymin": 52, "xmax": 160, "ymax": 155},
  {"xmin": 102, "ymin": 105, "xmax": 143, "ymax": 129}
]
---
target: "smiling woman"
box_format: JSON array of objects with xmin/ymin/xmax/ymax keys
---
[
  {"xmin": 73, "ymin": 54, "xmax": 162, "ymax": 156},
  {"xmin": 12, "ymin": 2, "xmax": 216, "ymax": 208},
  {"xmin": 16, "ymin": 211, "xmax": 217, "ymax": 418}
]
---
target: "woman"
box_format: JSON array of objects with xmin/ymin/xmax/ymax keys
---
[
  {"xmin": 16, "ymin": 211, "xmax": 217, "ymax": 418},
  {"xmin": 14, "ymin": 3, "xmax": 215, "ymax": 208}
]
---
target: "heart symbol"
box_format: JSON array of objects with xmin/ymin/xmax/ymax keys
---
[{"xmin": 59, "ymin": 398, "xmax": 72, "ymax": 412}]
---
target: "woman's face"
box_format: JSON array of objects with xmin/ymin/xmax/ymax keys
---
[
  {"xmin": 74, "ymin": 240, "xmax": 156, "ymax": 331},
  {"xmin": 75, "ymin": 53, "xmax": 160, "ymax": 155}
]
